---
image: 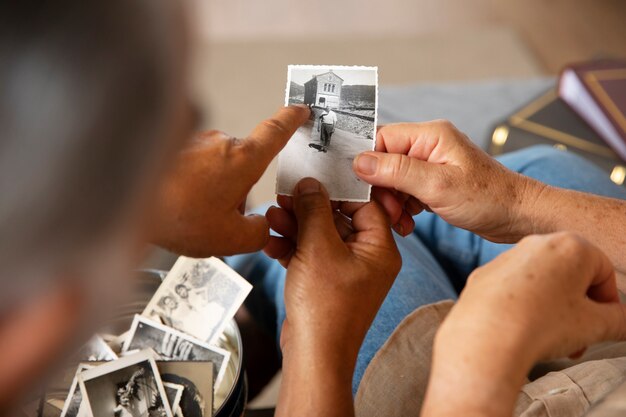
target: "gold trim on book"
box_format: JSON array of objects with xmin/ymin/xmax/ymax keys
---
[
  {"xmin": 610, "ymin": 165, "xmax": 626, "ymax": 185},
  {"xmin": 585, "ymin": 69, "xmax": 626, "ymax": 135},
  {"xmin": 508, "ymin": 90, "xmax": 617, "ymax": 158}
]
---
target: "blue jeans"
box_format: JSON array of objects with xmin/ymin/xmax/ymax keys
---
[{"xmin": 226, "ymin": 146, "xmax": 626, "ymax": 395}]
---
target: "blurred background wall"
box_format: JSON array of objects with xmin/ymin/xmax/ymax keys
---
[{"xmin": 184, "ymin": 0, "xmax": 626, "ymax": 205}]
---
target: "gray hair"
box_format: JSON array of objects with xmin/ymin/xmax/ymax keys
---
[{"xmin": 0, "ymin": 0, "xmax": 188, "ymax": 308}]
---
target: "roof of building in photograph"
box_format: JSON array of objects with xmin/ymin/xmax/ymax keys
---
[{"xmin": 305, "ymin": 70, "xmax": 344, "ymax": 86}]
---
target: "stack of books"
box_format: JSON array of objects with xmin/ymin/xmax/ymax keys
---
[{"xmin": 489, "ymin": 59, "xmax": 626, "ymax": 187}]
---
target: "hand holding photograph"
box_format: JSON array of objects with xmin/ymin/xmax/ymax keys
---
[
  {"xmin": 142, "ymin": 256, "xmax": 252, "ymax": 345},
  {"xmin": 78, "ymin": 350, "xmax": 172, "ymax": 417},
  {"xmin": 277, "ymin": 65, "xmax": 378, "ymax": 202}
]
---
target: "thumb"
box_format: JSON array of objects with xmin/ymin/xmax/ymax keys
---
[
  {"xmin": 353, "ymin": 151, "xmax": 447, "ymax": 200},
  {"xmin": 292, "ymin": 178, "xmax": 341, "ymax": 249}
]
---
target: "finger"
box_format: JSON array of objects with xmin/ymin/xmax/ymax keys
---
[
  {"xmin": 245, "ymin": 105, "xmax": 311, "ymax": 176},
  {"xmin": 375, "ymin": 125, "xmax": 387, "ymax": 152},
  {"xmin": 353, "ymin": 151, "xmax": 450, "ymax": 200},
  {"xmin": 586, "ymin": 249, "xmax": 619, "ymax": 303},
  {"xmin": 264, "ymin": 236, "xmax": 294, "ymax": 267},
  {"xmin": 277, "ymin": 194, "xmax": 294, "ymax": 212},
  {"xmin": 333, "ymin": 211, "xmax": 354, "ymax": 241},
  {"xmin": 342, "ymin": 188, "xmax": 403, "ymax": 225},
  {"xmin": 393, "ymin": 210, "xmax": 415, "ymax": 236},
  {"xmin": 292, "ymin": 178, "xmax": 341, "ymax": 249},
  {"xmin": 568, "ymin": 347, "xmax": 587, "ymax": 360},
  {"xmin": 406, "ymin": 197, "xmax": 425, "ymax": 216},
  {"xmin": 371, "ymin": 187, "xmax": 404, "ymax": 224},
  {"xmin": 266, "ymin": 206, "xmax": 297, "ymax": 240},
  {"xmin": 228, "ymin": 213, "xmax": 270, "ymax": 253},
  {"xmin": 351, "ymin": 201, "xmax": 396, "ymax": 249},
  {"xmin": 589, "ymin": 302, "xmax": 626, "ymax": 343},
  {"xmin": 376, "ymin": 121, "xmax": 462, "ymax": 162},
  {"xmin": 339, "ymin": 201, "xmax": 367, "ymax": 217}
]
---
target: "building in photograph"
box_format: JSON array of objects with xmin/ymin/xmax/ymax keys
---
[{"xmin": 304, "ymin": 70, "xmax": 343, "ymax": 108}]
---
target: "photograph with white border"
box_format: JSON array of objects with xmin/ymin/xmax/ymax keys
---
[
  {"xmin": 78, "ymin": 350, "xmax": 172, "ymax": 417},
  {"xmin": 77, "ymin": 335, "xmax": 118, "ymax": 362},
  {"xmin": 142, "ymin": 256, "xmax": 252, "ymax": 345},
  {"xmin": 59, "ymin": 364, "xmax": 93, "ymax": 417},
  {"xmin": 157, "ymin": 361, "xmax": 213, "ymax": 417},
  {"xmin": 123, "ymin": 315, "xmax": 230, "ymax": 387},
  {"xmin": 163, "ymin": 382, "xmax": 184, "ymax": 415},
  {"xmin": 277, "ymin": 65, "xmax": 378, "ymax": 202}
]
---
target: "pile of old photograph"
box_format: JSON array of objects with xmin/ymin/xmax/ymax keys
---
[
  {"xmin": 277, "ymin": 65, "xmax": 378, "ymax": 202},
  {"xmin": 50, "ymin": 257, "xmax": 251, "ymax": 417}
]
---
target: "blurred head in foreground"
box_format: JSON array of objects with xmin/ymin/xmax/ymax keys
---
[{"xmin": 0, "ymin": 0, "xmax": 192, "ymax": 409}]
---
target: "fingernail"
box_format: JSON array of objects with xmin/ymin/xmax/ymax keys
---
[
  {"xmin": 297, "ymin": 178, "xmax": 320, "ymax": 195},
  {"xmin": 355, "ymin": 154, "xmax": 378, "ymax": 175},
  {"xmin": 393, "ymin": 223, "xmax": 404, "ymax": 235},
  {"xmin": 292, "ymin": 104, "xmax": 309, "ymax": 109}
]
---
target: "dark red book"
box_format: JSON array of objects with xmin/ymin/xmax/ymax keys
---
[{"xmin": 559, "ymin": 59, "xmax": 626, "ymax": 161}]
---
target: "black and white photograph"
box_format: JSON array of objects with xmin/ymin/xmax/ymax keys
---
[
  {"xmin": 78, "ymin": 350, "xmax": 172, "ymax": 417},
  {"xmin": 60, "ymin": 364, "xmax": 93, "ymax": 417},
  {"xmin": 158, "ymin": 362, "xmax": 214, "ymax": 417},
  {"xmin": 124, "ymin": 315, "xmax": 230, "ymax": 387},
  {"xmin": 162, "ymin": 382, "xmax": 184, "ymax": 416},
  {"xmin": 78, "ymin": 335, "xmax": 118, "ymax": 362},
  {"xmin": 142, "ymin": 256, "xmax": 252, "ymax": 345},
  {"xmin": 277, "ymin": 65, "xmax": 378, "ymax": 202}
]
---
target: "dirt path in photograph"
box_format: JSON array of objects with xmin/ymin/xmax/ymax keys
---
[{"xmin": 277, "ymin": 120, "xmax": 374, "ymax": 201}]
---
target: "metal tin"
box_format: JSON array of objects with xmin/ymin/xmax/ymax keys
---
[{"xmin": 40, "ymin": 269, "xmax": 246, "ymax": 417}]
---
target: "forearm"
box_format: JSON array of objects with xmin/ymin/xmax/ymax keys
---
[
  {"xmin": 519, "ymin": 180, "xmax": 626, "ymax": 276},
  {"xmin": 277, "ymin": 341, "xmax": 356, "ymax": 417}
]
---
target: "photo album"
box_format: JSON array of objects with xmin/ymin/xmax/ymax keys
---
[{"xmin": 277, "ymin": 65, "xmax": 378, "ymax": 202}]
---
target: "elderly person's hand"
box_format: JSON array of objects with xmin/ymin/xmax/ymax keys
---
[
  {"xmin": 265, "ymin": 178, "xmax": 401, "ymax": 417},
  {"xmin": 423, "ymin": 232, "xmax": 626, "ymax": 417},
  {"xmin": 149, "ymin": 105, "xmax": 310, "ymax": 257},
  {"xmin": 352, "ymin": 121, "xmax": 544, "ymax": 242}
]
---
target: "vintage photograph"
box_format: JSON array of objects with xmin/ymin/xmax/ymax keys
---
[
  {"xmin": 163, "ymin": 382, "xmax": 184, "ymax": 416},
  {"xmin": 158, "ymin": 362, "xmax": 214, "ymax": 417},
  {"xmin": 143, "ymin": 256, "xmax": 252, "ymax": 344},
  {"xmin": 124, "ymin": 315, "xmax": 230, "ymax": 386},
  {"xmin": 277, "ymin": 65, "xmax": 378, "ymax": 201},
  {"xmin": 78, "ymin": 335, "xmax": 118, "ymax": 362},
  {"xmin": 60, "ymin": 364, "xmax": 93, "ymax": 417},
  {"xmin": 78, "ymin": 351, "xmax": 172, "ymax": 417}
]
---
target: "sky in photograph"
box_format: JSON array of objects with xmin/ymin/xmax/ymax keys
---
[{"xmin": 289, "ymin": 67, "xmax": 377, "ymax": 86}]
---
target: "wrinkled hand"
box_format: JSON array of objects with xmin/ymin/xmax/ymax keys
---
[
  {"xmin": 423, "ymin": 232, "xmax": 626, "ymax": 417},
  {"xmin": 150, "ymin": 105, "xmax": 310, "ymax": 257},
  {"xmin": 264, "ymin": 178, "xmax": 401, "ymax": 360},
  {"xmin": 353, "ymin": 121, "xmax": 542, "ymax": 242},
  {"xmin": 439, "ymin": 232, "xmax": 626, "ymax": 362}
]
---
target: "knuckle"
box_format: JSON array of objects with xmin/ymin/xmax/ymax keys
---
[
  {"xmin": 433, "ymin": 119, "xmax": 456, "ymax": 132},
  {"xmin": 260, "ymin": 117, "xmax": 289, "ymax": 136},
  {"xmin": 466, "ymin": 267, "xmax": 483, "ymax": 285},
  {"xmin": 387, "ymin": 155, "xmax": 413, "ymax": 183},
  {"xmin": 549, "ymin": 232, "xmax": 588, "ymax": 256}
]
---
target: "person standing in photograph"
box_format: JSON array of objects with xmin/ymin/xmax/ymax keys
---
[{"xmin": 318, "ymin": 106, "xmax": 337, "ymax": 151}]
